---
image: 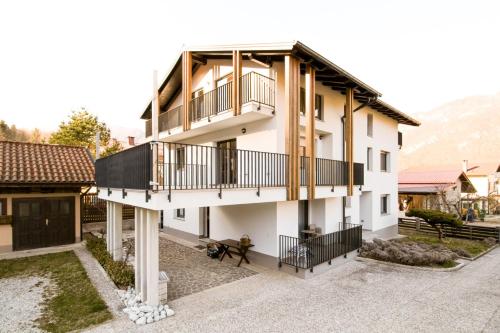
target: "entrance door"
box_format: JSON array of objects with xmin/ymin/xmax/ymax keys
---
[
  {"xmin": 191, "ymin": 88, "xmax": 204, "ymax": 121},
  {"xmin": 202, "ymin": 207, "xmax": 210, "ymax": 238},
  {"xmin": 13, "ymin": 197, "xmax": 75, "ymax": 251},
  {"xmin": 217, "ymin": 139, "xmax": 237, "ymax": 185}
]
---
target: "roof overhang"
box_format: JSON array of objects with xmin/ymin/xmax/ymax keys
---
[{"xmin": 140, "ymin": 41, "xmax": 420, "ymax": 127}]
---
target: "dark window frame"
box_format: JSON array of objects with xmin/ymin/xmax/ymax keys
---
[
  {"xmin": 176, "ymin": 147, "xmax": 186, "ymax": 170},
  {"xmin": 175, "ymin": 208, "xmax": 185, "ymax": 219},
  {"xmin": 381, "ymin": 194, "xmax": 389, "ymax": 215},
  {"xmin": 0, "ymin": 198, "xmax": 6, "ymax": 215},
  {"xmin": 299, "ymin": 87, "xmax": 323, "ymax": 120},
  {"xmin": 380, "ymin": 151, "xmax": 390, "ymax": 172}
]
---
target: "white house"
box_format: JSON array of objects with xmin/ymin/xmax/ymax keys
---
[
  {"xmin": 96, "ymin": 41, "xmax": 419, "ymax": 305},
  {"xmin": 462, "ymin": 161, "xmax": 500, "ymax": 213}
]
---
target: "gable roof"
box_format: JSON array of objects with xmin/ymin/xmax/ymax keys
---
[
  {"xmin": 0, "ymin": 141, "xmax": 95, "ymax": 186},
  {"xmin": 140, "ymin": 41, "xmax": 420, "ymax": 127},
  {"xmin": 399, "ymin": 167, "xmax": 476, "ymax": 194}
]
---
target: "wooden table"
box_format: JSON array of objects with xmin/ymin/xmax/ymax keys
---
[
  {"xmin": 300, "ymin": 229, "xmax": 316, "ymax": 239},
  {"xmin": 218, "ymin": 239, "xmax": 254, "ymax": 267}
]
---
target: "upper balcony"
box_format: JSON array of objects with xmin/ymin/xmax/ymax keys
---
[
  {"xmin": 95, "ymin": 142, "xmax": 364, "ymax": 209},
  {"xmin": 145, "ymin": 72, "xmax": 275, "ymax": 140}
]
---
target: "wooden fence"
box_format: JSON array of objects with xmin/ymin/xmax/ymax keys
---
[
  {"xmin": 398, "ymin": 217, "xmax": 500, "ymax": 242},
  {"xmin": 82, "ymin": 193, "xmax": 134, "ymax": 223}
]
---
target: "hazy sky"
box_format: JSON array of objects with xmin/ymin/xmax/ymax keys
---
[{"xmin": 1, "ymin": 0, "xmax": 499, "ymax": 137}]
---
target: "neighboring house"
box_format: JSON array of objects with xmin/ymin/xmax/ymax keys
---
[
  {"xmin": 398, "ymin": 167, "xmax": 476, "ymax": 214},
  {"xmin": 96, "ymin": 41, "xmax": 419, "ymax": 304},
  {"xmin": 462, "ymin": 160, "xmax": 500, "ymax": 213},
  {"xmin": 0, "ymin": 141, "xmax": 94, "ymax": 252}
]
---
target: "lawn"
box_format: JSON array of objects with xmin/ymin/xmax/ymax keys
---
[
  {"xmin": 0, "ymin": 251, "xmax": 112, "ymax": 333},
  {"xmin": 399, "ymin": 232, "xmax": 494, "ymax": 257}
]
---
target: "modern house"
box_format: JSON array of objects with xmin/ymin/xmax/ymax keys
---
[
  {"xmin": 462, "ymin": 161, "xmax": 500, "ymax": 213},
  {"xmin": 95, "ymin": 41, "xmax": 420, "ymax": 305},
  {"xmin": 398, "ymin": 167, "xmax": 476, "ymax": 214},
  {"xmin": 0, "ymin": 141, "xmax": 94, "ymax": 252}
]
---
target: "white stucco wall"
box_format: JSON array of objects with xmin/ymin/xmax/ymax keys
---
[{"xmin": 164, "ymin": 207, "xmax": 202, "ymax": 236}]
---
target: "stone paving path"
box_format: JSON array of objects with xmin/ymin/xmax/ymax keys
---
[{"xmin": 128, "ymin": 237, "xmax": 258, "ymax": 300}]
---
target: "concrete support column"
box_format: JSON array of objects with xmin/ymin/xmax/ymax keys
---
[
  {"xmin": 140, "ymin": 209, "xmax": 148, "ymax": 301},
  {"xmin": 106, "ymin": 201, "xmax": 111, "ymax": 253},
  {"xmin": 146, "ymin": 209, "xmax": 160, "ymax": 306},
  {"xmin": 112, "ymin": 202, "xmax": 123, "ymax": 261},
  {"xmin": 134, "ymin": 207, "xmax": 142, "ymax": 297}
]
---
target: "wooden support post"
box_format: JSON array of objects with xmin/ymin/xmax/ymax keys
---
[
  {"xmin": 305, "ymin": 64, "xmax": 316, "ymax": 200},
  {"xmin": 232, "ymin": 50, "xmax": 242, "ymax": 116},
  {"xmin": 345, "ymin": 87, "xmax": 354, "ymax": 196},
  {"xmin": 182, "ymin": 51, "xmax": 192, "ymax": 131},
  {"xmin": 284, "ymin": 55, "xmax": 300, "ymax": 200}
]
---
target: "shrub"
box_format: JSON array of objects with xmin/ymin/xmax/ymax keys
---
[
  {"xmin": 406, "ymin": 208, "xmax": 462, "ymax": 240},
  {"xmin": 85, "ymin": 236, "xmax": 134, "ymax": 289},
  {"xmin": 483, "ymin": 237, "xmax": 497, "ymax": 247},
  {"xmin": 360, "ymin": 238, "xmax": 458, "ymax": 267}
]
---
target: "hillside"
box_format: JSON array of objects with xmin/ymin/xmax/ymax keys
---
[{"xmin": 399, "ymin": 92, "xmax": 500, "ymax": 170}]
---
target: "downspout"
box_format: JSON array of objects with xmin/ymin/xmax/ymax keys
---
[{"xmin": 341, "ymin": 113, "xmax": 346, "ymax": 229}]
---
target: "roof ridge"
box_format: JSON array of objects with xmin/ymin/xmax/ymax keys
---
[{"xmin": 0, "ymin": 140, "xmax": 88, "ymax": 150}]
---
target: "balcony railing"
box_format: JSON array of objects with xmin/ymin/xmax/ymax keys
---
[
  {"xmin": 240, "ymin": 72, "xmax": 275, "ymax": 107},
  {"xmin": 95, "ymin": 143, "xmax": 364, "ymax": 193},
  {"xmin": 279, "ymin": 223, "xmax": 362, "ymax": 272},
  {"xmin": 153, "ymin": 142, "xmax": 288, "ymax": 192},
  {"xmin": 145, "ymin": 105, "xmax": 183, "ymax": 137},
  {"xmin": 190, "ymin": 81, "xmax": 233, "ymax": 123}
]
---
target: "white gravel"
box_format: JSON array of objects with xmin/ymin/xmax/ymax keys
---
[{"xmin": 0, "ymin": 276, "xmax": 51, "ymax": 333}]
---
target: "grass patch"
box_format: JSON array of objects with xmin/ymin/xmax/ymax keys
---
[
  {"xmin": 399, "ymin": 232, "xmax": 494, "ymax": 257},
  {"xmin": 0, "ymin": 251, "xmax": 112, "ymax": 333}
]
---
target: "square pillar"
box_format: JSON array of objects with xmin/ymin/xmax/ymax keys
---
[
  {"xmin": 134, "ymin": 207, "xmax": 142, "ymax": 296},
  {"xmin": 106, "ymin": 201, "xmax": 112, "ymax": 254},
  {"xmin": 146, "ymin": 209, "xmax": 160, "ymax": 306},
  {"xmin": 305, "ymin": 64, "xmax": 316, "ymax": 199},
  {"xmin": 112, "ymin": 202, "xmax": 123, "ymax": 261},
  {"xmin": 140, "ymin": 208, "xmax": 148, "ymax": 301}
]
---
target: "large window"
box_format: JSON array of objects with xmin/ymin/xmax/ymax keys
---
[
  {"xmin": 367, "ymin": 114, "xmax": 373, "ymax": 137},
  {"xmin": 175, "ymin": 208, "xmax": 185, "ymax": 219},
  {"xmin": 367, "ymin": 147, "xmax": 373, "ymax": 171},
  {"xmin": 380, "ymin": 151, "xmax": 390, "ymax": 172},
  {"xmin": 381, "ymin": 195, "xmax": 389, "ymax": 215},
  {"xmin": 300, "ymin": 88, "xmax": 323, "ymax": 120}
]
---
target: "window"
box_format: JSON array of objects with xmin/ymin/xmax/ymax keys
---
[
  {"xmin": 380, "ymin": 151, "xmax": 390, "ymax": 172},
  {"xmin": 175, "ymin": 208, "xmax": 185, "ymax": 219},
  {"xmin": 0, "ymin": 198, "xmax": 6, "ymax": 215},
  {"xmin": 300, "ymin": 88, "xmax": 323, "ymax": 120},
  {"xmin": 367, "ymin": 147, "xmax": 373, "ymax": 171},
  {"xmin": 381, "ymin": 195, "xmax": 390, "ymax": 215},
  {"xmin": 367, "ymin": 114, "xmax": 373, "ymax": 137},
  {"xmin": 176, "ymin": 147, "xmax": 185, "ymax": 170}
]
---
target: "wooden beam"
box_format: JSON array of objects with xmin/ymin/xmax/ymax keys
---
[
  {"xmin": 284, "ymin": 55, "xmax": 301, "ymax": 201},
  {"xmin": 345, "ymin": 87, "xmax": 354, "ymax": 196},
  {"xmin": 232, "ymin": 50, "xmax": 242, "ymax": 116},
  {"xmin": 305, "ymin": 64, "xmax": 316, "ymax": 200},
  {"xmin": 182, "ymin": 51, "xmax": 192, "ymax": 131}
]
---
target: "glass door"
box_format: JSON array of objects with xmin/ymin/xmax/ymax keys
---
[{"xmin": 217, "ymin": 139, "xmax": 237, "ymax": 185}]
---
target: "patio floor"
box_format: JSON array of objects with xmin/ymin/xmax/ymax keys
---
[{"xmin": 127, "ymin": 236, "xmax": 258, "ymax": 301}]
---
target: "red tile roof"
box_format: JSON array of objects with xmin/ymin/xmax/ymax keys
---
[
  {"xmin": 399, "ymin": 169, "xmax": 463, "ymax": 185},
  {"xmin": 0, "ymin": 141, "xmax": 95, "ymax": 185},
  {"xmin": 466, "ymin": 163, "xmax": 500, "ymax": 176}
]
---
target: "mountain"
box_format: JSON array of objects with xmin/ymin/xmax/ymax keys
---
[{"xmin": 399, "ymin": 92, "xmax": 500, "ymax": 170}]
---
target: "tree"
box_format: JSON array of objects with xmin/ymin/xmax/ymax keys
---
[
  {"xmin": 30, "ymin": 128, "xmax": 44, "ymax": 143},
  {"xmin": 49, "ymin": 108, "xmax": 110, "ymax": 157},
  {"xmin": 101, "ymin": 139, "xmax": 123, "ymax": 157},
  {"xmin": 0, "ymin": 120, "xmax": 29, "ymax": 142},
  {"xmin": 406, "ymin": 208, "xmax": 462, "ymax": 240}
]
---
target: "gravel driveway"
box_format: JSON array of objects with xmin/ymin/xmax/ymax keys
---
[
  {"xmin": 85, "ymin": 247, "xmax": 500, "ymax": 333},
  {"xmin": 0, "ymin": 276, "xmax": 51, "ymax": 333}
]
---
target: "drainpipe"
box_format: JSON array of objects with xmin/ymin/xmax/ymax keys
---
[{"xmin": 341, "ymin": 114, "xmax": 346, "ymax": 230}]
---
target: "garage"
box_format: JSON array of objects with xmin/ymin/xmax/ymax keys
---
[
  {"xmin": 12, "ymin": 197, "xmax": 75, "ymax": 250},
  {"xmin": 0, "ymin": 141, "xmax": 94, "ymax": 252}
]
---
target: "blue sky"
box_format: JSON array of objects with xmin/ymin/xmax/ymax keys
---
[{"xmin": 0, "ymin": 0, "xmax": 499, "ymax": 137}]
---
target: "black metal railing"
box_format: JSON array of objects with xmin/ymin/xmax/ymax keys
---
[
  {"xmin": 240, "ymin": 72, "xmax": 275, "ymax": 107},
  {"xmin": 190, "ymin": 82, "xmax": 233, "ymax": 123},
  {"xmin": 95, "ymin": 143, "xmax": 152, "ymax": 190},
  {"xmin": 145, "ymin": 105, "xmax": 183, "ymax": 137},
  {"xmin": 279, "ymin": 223, "xmax": 362, "ymax": 273},
  {"xmin": 316, "ymin": 158, "xmax": 347, "ymax": 186},
  {"xmin": 151, "ymin": 142, "xmax": 289, "ymax": 192}
]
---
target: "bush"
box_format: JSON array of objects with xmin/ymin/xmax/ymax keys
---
[
  {"xmin": 360, "ymin": 238, "xmax": 458, "ymax": 267},
  {"xmin": 406, "ymin": 208, "xmax": 462, "ymax": 227},
  {"xmin": 85, "ymin": 236, "xmax": 134, "ymax": 289},
  {"xmin": 483, "ymin": 237, "xmax": 497, "ymax": 247}
]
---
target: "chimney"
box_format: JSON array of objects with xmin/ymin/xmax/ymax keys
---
[
  {"xmin": 128, "ymin": 136, "xmax": 135, "ymax": 146},
  {"xmin": 462, "ymin": 160, "xmax": 468, "ymax": 173}
]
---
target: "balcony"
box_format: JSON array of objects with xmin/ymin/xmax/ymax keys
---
[
  {"xmin": 145, "ymin": 72, "xmax": 275, "ymax": 138},
  {"xmin": 96, "ymin": 142, "xmax": 365, "ymax": 209}
]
